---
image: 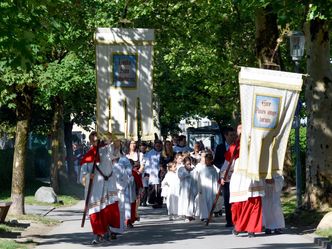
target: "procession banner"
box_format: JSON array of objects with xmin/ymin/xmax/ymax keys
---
[
  {"xmin": 95, "ymin": 28, "xmax": 160, "ymax": 141},
  {"xmin": 238, "ymin": 67, "xmax": 303, "ymax": 181}
]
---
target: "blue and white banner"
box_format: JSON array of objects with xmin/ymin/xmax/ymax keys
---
[
  {"xmin": 230, "ymin": 67, "xmax": 303, "ymax": 203},
  {"xmin": 238, "ymin": 67, "xmax": 303, "ymax": 180},
  {"xmin": 95, "ymin": 28, "xmax": 159, "ymax": 141}
]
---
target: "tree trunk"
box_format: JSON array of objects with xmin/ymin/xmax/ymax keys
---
[
  {"xmin": 64, "ymin": 120, "xmax": 75, "ymax": 179},
  {"xmin": 10, "ymin": 87, "xmax": 33, "ymax": 215},
  {"xmin": 255, "ymin": 6, "xmax": 300, "ymax": 188},
  {"xmin": 50, "ymin": 96, "xmax": 65, "ymax": 194},
  {"xmin": 304, "ymin": 19, "xmax": 332, "ymax": 208},
  {"xmin": 255, "ymin": 6, "xmax": 281, "ymax": 69}
]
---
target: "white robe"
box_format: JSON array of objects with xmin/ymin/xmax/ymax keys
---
[
  {"xmin": 192, "ymin": 162, "xmax": 205, "ymax": 217},
  {"xmin": 197, "ymin": 165, "xmax": 219, "ymax": 220},
  {"xmin": 229, "ymin": 159, "xmax": 265, "ymax": 203},
  {"xmin": 80, "ymin": 144, "xmax": 118, "ymax": 216},
  {"xmin": 161, "ymin": 170, "xmax": 179, "ymax": 216},
  {"xmin": 111, "ymin": 156, "xmax": 130, "ymax": 234},
  {"xmin": 143, "ymin": 149, "xmax": 161, "ymax": 185},
  {"xmin": 118, "ymin": 156, "xmax": 136, "ymax": 223},
  {"xmin": 140, "ymin": 152, "xmax": 149, "ymax": 188},
  {"xmin": 262, "ymin": 175, "xmax": 285, "ymax": 229},
  {"xmin": 177, "ymin": 166, "xmax": 196, "ymax": 217}
]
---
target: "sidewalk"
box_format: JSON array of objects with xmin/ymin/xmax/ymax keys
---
[{"xmin": 22, "ymin": 201, "xmax": 323, "ymax": 249}]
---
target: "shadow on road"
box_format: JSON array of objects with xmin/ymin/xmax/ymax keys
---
[{"xmin": 35, "ymin": 205, "xmax": 320, "ymax": 249}]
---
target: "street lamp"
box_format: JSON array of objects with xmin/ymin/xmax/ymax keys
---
[{"xmin": 289, "ymin": 31, "xmax": 305, "ymax": 209}]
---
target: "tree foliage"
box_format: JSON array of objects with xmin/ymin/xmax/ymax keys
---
[{"xmin": 0, "ymin": 0, "xmax": 331, "ymax": 207}]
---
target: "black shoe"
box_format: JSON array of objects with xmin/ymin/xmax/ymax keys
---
[
  {"xmin": 274, "ymin": 229, "xmax": 283, "ymax": 234},
  {"xmin": 232, "ymin": 229, "xmax": 239, "ymax": 236},
  {"xmin": 265, "ymin": 228, "xmax": 272, "ymax": 235},
  {"xmin": 141, "ymin": 203, "xmax": 147, "ymax": 207},
  {"xmin": 248, "ymin": 232, "xmax": 255, "ymax": 238}
]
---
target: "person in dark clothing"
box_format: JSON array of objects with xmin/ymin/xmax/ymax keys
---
[{"xmin": 214, "ymin": 127, "xmax": 236, "ymax": 169}]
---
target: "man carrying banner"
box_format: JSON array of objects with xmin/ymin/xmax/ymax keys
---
[
  {"xmin": 229, "ymin": 125, "xmax": 264, "ymax": 237},
  {"xmin": 230, "ymin": 67, "xmax": 303, "ymax": 237},
  {"xmin": 80, "ymin": 131, "xmax": 120, "ymax": 244}
]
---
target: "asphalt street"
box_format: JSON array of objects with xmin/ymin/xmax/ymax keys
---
[{"xmin": 26, "ymin": 201, "xmax": 321, "ymax": 249}]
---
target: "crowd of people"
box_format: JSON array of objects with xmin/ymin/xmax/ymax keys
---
[{"xmin": 79, "ymin": 128, "xmax": 285, "ymax": 244}]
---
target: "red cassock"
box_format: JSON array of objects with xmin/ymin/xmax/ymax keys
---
[
  {"xmin": 89, "ymin": 202, "xmax": 121, "ymax": 235},
  {"xmin": 231, "ymin": 197, "xmax": 262, "ymax": 233},
  {"xmin": 228, "ymin": 139, "xmax": 263, "ymax": 233}
]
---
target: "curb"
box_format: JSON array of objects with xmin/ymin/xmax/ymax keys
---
[{"xmin": 314, "ymin": 237, "xmax": 332, "ymax": 249}]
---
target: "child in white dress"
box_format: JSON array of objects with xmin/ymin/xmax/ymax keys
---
[{"xmin": 161, "ymin": 162, "xmax": 180, "ymax": 220}]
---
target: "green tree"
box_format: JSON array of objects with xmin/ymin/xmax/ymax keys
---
[
  {"xmin": 0, "ymin": 0, "xmax": 95, "ymax": 213},
  {"xmin": 0, "ymin": 0, "xmax": 56, "ymax": 214},
  {"xmin": 38, "ymin": 52, "xmax": 95, "ymax": 192}
]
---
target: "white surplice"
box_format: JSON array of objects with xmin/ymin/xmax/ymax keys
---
[
  {"xmin": 111, "ymin": 155, "xmax": 130, "ymax": 234},
  {"xmin": 177, "ymin": 166, "xmax": 196, "ymax": 217},
  {"xmin": 80, "ymin": 144, "xmax": 118, "ymax": 215},
  {"xmin": 192, "ymin": 162, "xmax": 205, "ymax": 217},
  {"xmin": 118, "ymin": 156, "xmax": 136, "ymax": 223},
  {"xmin": 161, "ymin": 170, "xmax": 179, "ymax": 216},
  {"xmin": 262, "ymin": 175, "xmax": 285, "ymax": 230},
  {"xmin": 197, "ymin": 165, "xmax": 219, "ymax": 220},
  {"xmin": 143, "ymin": 149, "xmax": 161, "ymax": 185}
]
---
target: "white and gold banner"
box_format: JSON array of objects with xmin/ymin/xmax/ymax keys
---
[
  {"xmin": 238, "ymin": 67, "xmax": 303, "ymax": 180},
  {"xmin": 95, "ymin": 28, "xmax": 160, "ymax": 141}
]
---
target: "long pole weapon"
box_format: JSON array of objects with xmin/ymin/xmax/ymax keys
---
[
  {"xmin": 206, "ymin": 145, "xmax": 238, "ymax": 226},
  {"xmin": 81, "ymin": 140, "xmax": 100, "ymax": 228}
]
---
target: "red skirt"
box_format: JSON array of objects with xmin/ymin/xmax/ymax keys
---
[
  {"xmin": 231, "ymin": 196, "xmax": 262, "ymax": 233},
  {"xmin": 90, "ymin": 201, "xmax": 120, "ymax": 235},
  {"xmin": 126, "ymin": 202, "xmax": 137, "ymax": 225}
]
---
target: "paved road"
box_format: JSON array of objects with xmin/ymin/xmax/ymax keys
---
[{"xmin": 27, "ymin": 201, "xmax": 320, "ymax": 249}]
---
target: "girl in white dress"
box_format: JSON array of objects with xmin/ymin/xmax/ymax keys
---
[
  {"xmin": 161, "ymin": 162, "xmax": 180, "ymax": 220},
  {"xmin": 178, "ymin": 156, "xmax": 196, "ymax": 221}
]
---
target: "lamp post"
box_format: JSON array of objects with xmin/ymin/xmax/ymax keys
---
[{"xmin": 289, "ymin": 31, "xmax": 305, "ymax": 209}]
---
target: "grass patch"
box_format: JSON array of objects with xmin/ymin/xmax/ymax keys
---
[
  {"xmin": 6, "ymin": 214, "xmax": 60, "ymax": 226},
  {"xmin": 0, "ymin": 179, "xmax": 82, "ymax": 206},
  {"xmin": 24, "ymin": 195, "xmax": 80, "ymax": 207},
  {"xmin": 0, "ymin": 224, "xmax": 25, "ymax": 233},
  {"xmin": 316, "ymin": 228, "xmax": 332, "ymax": 242},
  {"xmin": 0, "ymin": 239, "xmax": 29, "ymax": 249}
]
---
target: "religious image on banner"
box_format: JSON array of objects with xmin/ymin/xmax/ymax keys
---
[
  {"xmin": 112, "ymin": 54, "xmax": 138, "ymax": 88},
  {"xmin": 253, "ymin": 94, "xmax": 281, "ymax": 130}
]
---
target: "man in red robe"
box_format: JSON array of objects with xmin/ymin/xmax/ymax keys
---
[
  {"xmin": 229, "ymin": 125, "xmax": 264, "ymax": 237},
  {"xmin": 80, "ymin": 132, "xmax": 120, "ymax": 244}
]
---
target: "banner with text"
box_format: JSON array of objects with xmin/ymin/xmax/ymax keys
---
[
  {"xmin": 95, "ymin": 28, "xmax": 160, "ymax": 141},
  {"xmin": 238, "ymin": 67, "xmax": 303, "ymax": 180}
]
